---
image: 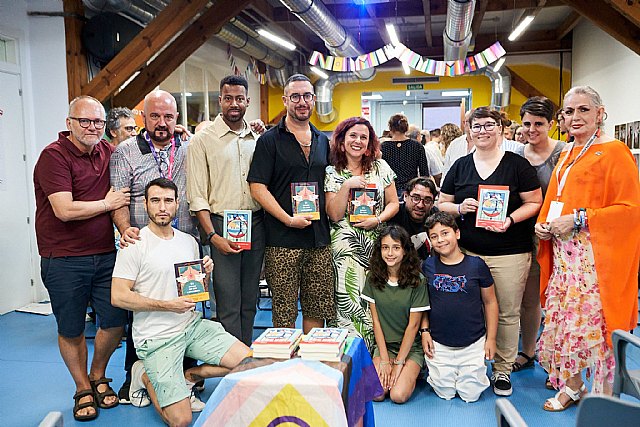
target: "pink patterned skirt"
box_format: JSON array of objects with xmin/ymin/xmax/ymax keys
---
[{"xmin": 537, "ymin": 229, "xmax": 615, "ymax": 394}]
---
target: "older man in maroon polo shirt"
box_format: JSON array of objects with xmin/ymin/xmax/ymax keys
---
[{"xmin": 33, "ymin": 95, "xmax": 131, "ymax": 421}]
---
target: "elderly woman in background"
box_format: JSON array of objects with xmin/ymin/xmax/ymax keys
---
[
  {"xmin": 325, "ymin": 117, "xmax": 399, "ymax": 349},
  {"xmin": 535, "ymin": 86, "xmax": 640, "ymax": 411},
  {"xmin": 381, "ymin": 114, "xmax": 430, "ymax": 198},
  {"xmin": 439, "ymin": 106, "xmax": 542, "ymax": 397},
  {"xmin": 511, "ymin": 97, "xmax": 565, "ymax": 375}
]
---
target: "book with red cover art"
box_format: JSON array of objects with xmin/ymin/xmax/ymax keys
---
[
  {"xmin": 348, "ymin": 183, "xmax": 378, "ymax": 223},
  {"xmin": 475, "ymin": 185, "xmax": 510, "ymax": 228},
  {"xmin": 223, "ymin": 209, "xmax": 252, "ymax": 250}
]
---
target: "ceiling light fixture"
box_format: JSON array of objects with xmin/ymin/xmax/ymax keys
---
[
  {"xmin": 310, "ymin": 66, "xmax": 329, "ymax": 80},
  {"xmin": 508, "ymin": 15, "xmax": 535, "ymax": 42},
  {"xmin": 257, "ymin": 28, "xmax": 296, "ymax": 51},
  {"xmin": 442, "ymin": 90, "xmax": 470, "ymax": 97},
  {"xmin": 362, "ymin": 94, "xmax": 383, "ymax": 100},
  {"xmin": 492, "ymin": 57, "xmax": 506, "ymax": 73},
  {"xmin": 385, "ymin": 23, "xmax": 400, "ymax": 46}
]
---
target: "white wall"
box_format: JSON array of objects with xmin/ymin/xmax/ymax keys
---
[{"xmin": 571, "ymin": 20, "xmax": 640, "ymax": 135}]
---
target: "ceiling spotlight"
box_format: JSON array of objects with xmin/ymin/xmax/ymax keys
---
[
  {"xmin": 310, "ymin": 66, "xmax": 329, "ymax": 79},
  {"xmin": 257, "ymin": 29, "xmax": 296, "ymax": 51},
  {"xmin": 442, "ymin": 90, "xmax": 470, "ymax": 97},
  {"xmin": 508, "ymin": 15, "xmax": 535, "ymax": 42}
]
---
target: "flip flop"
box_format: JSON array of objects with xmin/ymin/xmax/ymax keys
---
[
  {"xmin": 90, "ymin": 377, "xmax": 119, "ymax": 409},
  {"xmin": 512, "ymin": 351, "xmax": 535, "ymax": 372},
  {"xmin": 73, "ymin": 389, "xmax": 98, "ymax": 421}
]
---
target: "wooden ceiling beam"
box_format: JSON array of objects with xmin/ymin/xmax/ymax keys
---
[
  {"xmin": 507, "ymin": 66, "xmax": 560, "ymax": 112},
  {"xmin": 82, "ymin": 0, "xmax": 210, "ymax": 102},
  {"xmin": 62, "ymin": 0, "xmax": 88, "ymax": 102},
  {"xmin": 605, "ymin": 0, "xmax": 640, "ymax": 27},
  {"xmin": 555, "ymin": 10, "xmax": 581, "ymax": 39},
  {"xmin": 422, "ymin": 0, "xmax": 434, "ymax": 47},
  {"xmin": 113, "ymin": 0, "xmax": 251, "ymax": 109},
  {"xmin": 563, "ymin": 0, "xmax": 640, "ymax": 55}
]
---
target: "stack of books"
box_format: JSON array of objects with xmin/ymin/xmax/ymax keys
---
[
  {"xmin": 298, "ymin": 328, "xmax": 348, "ymax": 362},
  {"xmin": 251, "ymin": 328, "xmax": 303, "ymax": 359}
]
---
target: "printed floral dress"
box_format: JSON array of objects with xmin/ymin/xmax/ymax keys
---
[
  {"xmin": 324, "ymin": 160, "xmax": 396, "ymax": 350},
  {"xmin": 537, "ymin": 229, "xmax": 614, "ymax": 394}
]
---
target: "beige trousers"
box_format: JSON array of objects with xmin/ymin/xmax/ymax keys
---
[{"xmin": 465, "ymin": 250, "xmax": 531, "ymax": 374}]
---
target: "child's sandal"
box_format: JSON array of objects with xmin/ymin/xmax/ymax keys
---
[{"xmin": 543, "ymin": 384, "xmax": 586, "ymax": 412}]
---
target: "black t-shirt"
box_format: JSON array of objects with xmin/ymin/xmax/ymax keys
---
[
  {"xmin": 440, "ymin": 151, "xmax": 540, "ymax": 255},
  {"xmin": 247, "ymin": 116, "xmax": 330, "ymax": 248},
  {"xmin": 389, "ymin": 204, "xmax": 438, "ymax": 260},
  {"xmin": 423, "ymin": 255, "xmax": 494, "ymax": 347},
  {"xmin": 381, "ymin": 139, "xmax": 430, "ymax": 192}
]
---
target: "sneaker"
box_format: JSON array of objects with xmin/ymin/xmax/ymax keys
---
[
  {"xmin": 190, "ymin": 387, "xmax": 206, "ymax": 412},
  {"xmin": 118, "ymin": 378, "xmax": 131, "ymax": 404},
  {"xmin": 129, "ymin": 360, "xmax": 151, "ymax": 407},
  {"xmin": 491, "ymin": 371, "xmax": 513, "ymax": 396},
  {"xmin": 194, "ymin": 379, "xmax": 205, "ymax": 393}
]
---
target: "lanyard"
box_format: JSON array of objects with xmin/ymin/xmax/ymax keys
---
[
  {"xmin": 145, "ymin": 131, "xmax": 176, "ymax": 180},
  {"xmin": 554, "ymin": 130, "xmax": 598, "ymax": 199}
]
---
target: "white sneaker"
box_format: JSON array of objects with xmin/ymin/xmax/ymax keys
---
[
  {"xmin": 190, "ymin": 391, "xmax": 206, "ymax": 412},
  {"xmin": 129, "ymin": 360, "xmax": 151, "ymax": 407}
]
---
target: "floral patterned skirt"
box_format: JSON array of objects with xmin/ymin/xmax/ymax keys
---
[{"xmin": 537, "ymin": 229, "xmax": 614, "ymax": 394}]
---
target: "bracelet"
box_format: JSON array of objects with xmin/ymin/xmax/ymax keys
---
[
  {"xmin": 102, "ymin": 200, "xmax": 108, "ymax": 213},
  {"xmin": 457, "ymin": 203, "xmax": 464, "ymax": 221},
  {"xmin": 419, "ymin": 327, "xmax": 431, "ymax": 336},
  {"xmin": 393, "ymin": 359, "xmax": 406, "ymax": 366},
  {"xmin": 376, "ymin": 215, "xmax": 382, "ymax": 225},
  {"xmin": 379, "ymin": 361, "xmax": 390, "ymax": 366},
  {"xmin": 206, "ymin": 231, "xmax": 216, "ymax": 243},
  {"xmin": 572, "ymin": 209, "xmax": 582, "ymax": 233},
  {"xmin": 508, "ymin": 215, "xmax": 515, "ymax": 226}
]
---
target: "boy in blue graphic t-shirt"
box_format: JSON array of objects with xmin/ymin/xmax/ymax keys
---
[{"xmin": 420, "ymin": 212, "xmax": 498, "ymax": 402}]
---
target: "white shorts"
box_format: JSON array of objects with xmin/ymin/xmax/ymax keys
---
[{"xmin": 425, "ymin": 336, "xmax": 489, "ymax": 402}]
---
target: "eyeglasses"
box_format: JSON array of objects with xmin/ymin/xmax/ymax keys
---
[
  {"xmin": 69, "ymin": 117, "xmax": 106, "ymax": 129},
  {"xmin": 123, "ymin": 126, "xmax": 138, "ymax": 133},
  {"xmin": 470, "ymin": 122, "xmax": 498, "ymax": 133},
  {"xmin": 408, "ymin": 194, "xmax": 434, "ymax": 205},
  {"xmin": 287, "ymin": 92, "xmax": 315, "ymax": 103}
]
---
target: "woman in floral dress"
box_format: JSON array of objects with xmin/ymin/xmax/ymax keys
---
[
  {"xmin": 535, "ymin": 86, "xmax": 640, "ymax": 411},
  {"xmin": 325, "ymin": 117, "xmax": 399, "ymax": 349}
]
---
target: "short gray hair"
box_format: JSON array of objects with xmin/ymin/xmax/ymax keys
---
[
  {"xmin": 106, "ymin": 107, "xmax": 134, "ymax": 136},
  {"xmin": 564, "ymin": 86, "xmax": 603, "ymax": 108}
]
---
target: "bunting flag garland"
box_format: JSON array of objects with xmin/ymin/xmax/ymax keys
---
[
  {"xmin": 308, "ymin": 41, "xmax": 506, "ymax": 77},
  {"xmin": 226, "ymin": 44, "xmax": 267, "ymax": 84}
]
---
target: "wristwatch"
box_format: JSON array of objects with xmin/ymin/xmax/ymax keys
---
[
  {"xmin": 206, "ymin": 230, "xmax": 216, "ymax": 243},
  {"xmin": 393, "ymin": 359, "xmax": 405, "ymax": 366},
  {"xmin": 419, "ymin": 327, "xmax": 431, "ymax": 336}
]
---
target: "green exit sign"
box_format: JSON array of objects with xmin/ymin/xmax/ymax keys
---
[{"xmin": 407, "ymin": 84, "xmax": 423, "ymax": 90}]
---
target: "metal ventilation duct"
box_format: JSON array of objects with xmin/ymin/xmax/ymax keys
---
[
  {"xmin": 214, "ymin": 24, "xmax": 287, "ymax": 70},
  {"xmin": 228, "ymin": 17, "xmax": 296, "ymax": 61},
  {"xmin": 279, "ymin": 0, "xmax": 375, "ymax": 123},
  {"xmin": 443, "ymin": 0, "xmax": 476, "ymax": 61},
  {"xmin": 83, "ymin": 0, "xmax": 155, "ymax": 23},
  {"xmin": 481, "ymin": 65, "xmax": 511, "ymax": 110}
]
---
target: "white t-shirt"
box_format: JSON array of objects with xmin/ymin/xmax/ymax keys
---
[
  {"xmin": 113, "ymin": 226, "xmax": 200, "ymax": 346},
  {"xmin": 424, "ymin": 145, "xmax": 444, "ymax": 176}
]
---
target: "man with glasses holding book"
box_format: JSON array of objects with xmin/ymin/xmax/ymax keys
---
[
  {"xmin": 389, "ymin": 177, "xmax": 439, "ymax": 260},
  {"xmin": 33, "ymin": 95, "xmax": 131, "ymax": 421}
]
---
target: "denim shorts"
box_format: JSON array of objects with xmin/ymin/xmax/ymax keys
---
[{"xmin": 41, "ymin": 251, "xmax": 127, "ymax": 338}]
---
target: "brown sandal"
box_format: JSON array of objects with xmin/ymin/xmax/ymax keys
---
[
  {"xmin": 73, "ymin": 389, "xmax": 98, "ymax": 421},
  {"xmin": 90, "ymin": 377, "xmax": 119, "ymax": 409}
]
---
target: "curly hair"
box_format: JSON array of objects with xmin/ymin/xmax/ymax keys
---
[
  {"xmin": 368, "ymin": 225, "xmax": 422, "ymax": 291},
  {"xmin": 440, "ymin": 123, "xmax": 463, "ymax": 153},
  {"xmin": 330, "ymin": 117, "xmax": 380, "ymax": 174}
]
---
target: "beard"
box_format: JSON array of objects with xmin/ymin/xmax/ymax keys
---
[
  {"xmin": 289, "ymin": 105, "xmax": 311, "ymax": 122},
  {"xmin": 149, "ymin": 126, "xmax": 172, "ymax": 143},
  {"xmin": 149, "ymin": 213, "xmax": 174, "ymax": 227},
  {"xmin": 223, "ymin": 108, "xmax": 243, "ymax": 123}
]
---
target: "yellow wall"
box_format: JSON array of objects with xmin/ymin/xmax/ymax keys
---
[{"xmin": 267, "ymin": 64, "xmax": 571, "ymax": 132}]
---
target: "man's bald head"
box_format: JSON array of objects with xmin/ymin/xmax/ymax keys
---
[{"xmin": 143, "ymin": 90, "xmax": 178, "ymax": 145}]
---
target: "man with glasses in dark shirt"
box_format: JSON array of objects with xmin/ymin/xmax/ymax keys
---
[
  {"xmin": 106, "ymin": 107, "xmax": 137, "ymax": 146},
  {"xmin": 33, "ymin": 95, "xmax": 131, "ymax": 421},
  {"xmin": 389, "ymin": 176, "xmax": 439, "ymax": 260},
  {"xmin": 248, "ymin": 74, "xmax": 335, "ymax": 333}
]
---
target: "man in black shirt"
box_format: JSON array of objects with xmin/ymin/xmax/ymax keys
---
[
  {"xmin": 389, "ymin": 177, "xmax": 438, "ymax": 260},
  {"xmin": 247, "ymin": 74, "xmax": 334, "ymax": 333}
]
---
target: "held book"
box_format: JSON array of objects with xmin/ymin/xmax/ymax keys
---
[
  {"xmin": 223, "ymin": 210, "xmax": 252, "ymax": 250},
  {"xmin": 252, "ymin": 328, "xmax": 303, "ymax": 359},
  {"xmin": 475, "ymin": 185, "xmax": 510, "ymax": 227},
  {"xmin": 291, "ymin": 182, "xmax": 320, "ymax": 220},
  {"xmin": 348, "ymin": 184, "xmax": 378, "ymax": 223},
  {"xmin": 174, "ymin": 260, "xmax": 209, "ymax": 303}
]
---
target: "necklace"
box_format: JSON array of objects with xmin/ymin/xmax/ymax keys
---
[{"xmin": 299, "ymin": 141, "xmax": 312, "ymax": 147}]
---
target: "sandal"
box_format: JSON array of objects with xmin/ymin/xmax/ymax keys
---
[
  {"xmin": 73, "ymin": 389, "xmax": 98, "ymax": 421},
  {"xmin": 543, "ymin": 383, "xmax": 586, "ymax": 412},
  {"xmin": 512, "ymin": 352, "xmax": 535, "ymax": 372},
  {"xmin": 90, "ymin": 377, "xmax": 119, "ymax": 409}
]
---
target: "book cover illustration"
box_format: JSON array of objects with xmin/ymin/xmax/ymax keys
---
[
  {"xmin": 223, "ymin": 209, "xmax": 252, "ymax": 250},
  {"xmin": 475, "ymin": 185, "xmax": 510, "ymax": 227},
  {"xmin": 174, "ymin": 260, "xmax": 208, "ymax": 302},
  {"xmin": 349, "ymin": 184, "xmax": 378, "ymax": 223},
  {"xmin": 253, "ymin": 328, "xmax": 303, "ymax": 345},
  {"xmin": 291, "ymin": 182, "xmax": 320, "ymax": 220},
  {"xmin": 301, "ymin": 328, "xmax": 348, "ymax": 345}
]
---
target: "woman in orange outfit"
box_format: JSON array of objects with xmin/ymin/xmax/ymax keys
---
[{"xmin": 535, "ymin": 86, "xmax": 640, "ymax": 411}]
